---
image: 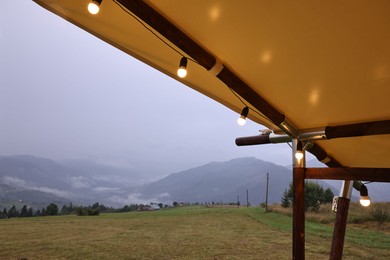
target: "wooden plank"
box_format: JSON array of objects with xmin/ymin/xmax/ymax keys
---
[
  {"xmin": 235, "ymin": 134, "xmax": 271, "ymax": 146},
  {"xmin": 326, "ymin": 120, "xmax": 390, "ymax": 139},
  {"xmin": 116, "ymin": 0, "xmax": 215, "ymax": 70},
  {"xmin": 117, "ymin": 0, "xmax": 286, "ymax": 126},
  {"xmin": 293, "ymin": 167, "xmax": 305, "ymax": 260},
  {"xmin": 330, "ymin": 197, "xmax": 350, "ymax": 260},
  {"xmin": 305, "ymin": 167, "xmax": 390, "ymax": 182},
  {"xmin": 216, "ymin": 67, "xmax": 285, "ymax": 124},
  {"xmin": 307, "ymin": 143, "xmax": 342, "ymax": 168}
]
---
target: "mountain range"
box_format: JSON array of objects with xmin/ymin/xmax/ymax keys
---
[{"xmin": 0, "ymin": 155, "xmax": 388, "ymax": 210}]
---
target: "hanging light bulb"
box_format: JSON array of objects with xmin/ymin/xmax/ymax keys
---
[
  {"xmin": 177, "ymin": 57, "xmax": 188, "ymax": 78},
  {"xmin": 359, "ymin": 184, "xmax": 371, "ymax": 207},
  {"xmin": 88, "ymin": 0, "xmax": 102, "ymax": 15},
  {"xmin": 237, "ymin": 107, "xmax": 249, "ymax": 126},
  {"xmin": 295, "ymin": 141, "xmax": 304, "ymax": 161}
]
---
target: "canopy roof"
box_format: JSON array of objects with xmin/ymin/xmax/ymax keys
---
[{"xmin": 34, "ymin": 0, "xmax": 390, "ymax": 169}]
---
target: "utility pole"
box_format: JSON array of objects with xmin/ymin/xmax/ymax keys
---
[
  {"xmin": 246, "ymin": 189, "xmax": 250, "ymax": 207},
  {"xmin": 265, "ymin": 172, "xmax": 269, "ymax": 212}
]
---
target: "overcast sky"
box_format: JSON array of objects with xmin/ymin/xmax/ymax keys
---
[{"xmin": 0, "ymin": 1, "xmax": 304, "ymax": 178}]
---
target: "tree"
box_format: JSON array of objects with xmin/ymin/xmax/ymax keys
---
[
  {"xmin": 61, "ymin": 202, "xmax": 76, "ymax": 215},
  {"xmin": 75, "ymin": 207, "xmax": 86, "ymax": 216},
  {"xmin": 46, "ymin": 203, "xmax": 59, "ymax": 216},
  {"xmin": 7, "ymin": 205, "xmax": 18, "ymax": 218},
  {"xmin": 92, "ymin": 202, "xmax": 100, "ymax": 209},
  {"xmin": 27, "ymin": 207, "xmax": 33, "ymax": 217},
  {"xmin": 20, "ymin": 205, "xmax": 28, "ymax": 217},
  {"xmin": 35, "ymin": 209, "xmax": 42, "ymax": 217},
  {"xmin": 324, "ymin": 188, "xmax": 334, "ymax": 204},
  {"xmin": 61, "ymin": 204, "xmax": 70, "ymax": 215},
  {"xmin": 304, "ymin": 182, "xmax": 322, "ymax": 211},
  {"xmin": 284, "ymin": 181, "xmax": 334, "ymax": 212},
  {"xmin": 0, "ymin": 208, "xmax": 7, "ymax": 219},
  {"xmin": 281, "ymin": 189, "xmax": 290, "ymax": 208}
]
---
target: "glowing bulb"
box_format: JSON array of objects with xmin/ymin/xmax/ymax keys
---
[
  {"xmin": 177, "ymin": 68, "xmax": 187, "ymax": 78},
  {"xmin": 359, "ymin": 184, "xmax": 370, "ymax": 207},
  {"xmin": 295, "ymin": 141, "xmax": 304, "ymax": 161},
  {"xmin": 237, "ymin": 117, "xmax": 246, "ymax": 126},
  {"xmin": 295, "ymin": 150, "xmax": 304, "ymax": 161},
  {"xmin": 88, "ymin": 0, "xmax": 101, "ymax": 15},
  {"xmin": 360, "ymin": 197, "xmax": 371, "ymax": 207},
  {"xmin": 237, "ymin": 107, "xmax": 249, "ymax": 126},
  {"xmin": 177, "ymin": 57, "xmax": 188, "ymax": 78}
]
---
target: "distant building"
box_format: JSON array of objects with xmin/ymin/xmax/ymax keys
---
[{"xmin": 138, "ymin": 203, "xmax": 160, "ymax": 211}]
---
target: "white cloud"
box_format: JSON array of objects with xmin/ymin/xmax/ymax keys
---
[
  {"xmin": 70, "ymin": 176, "xmax": 91, "ymax": 189},
  {"xmin": 92, "ymin": 187, "xmax": 120, "ymax": 192},
  {"xmin": 33, "ymin": 187, "xmax": 70, "ymax": 198},
  {"xmin": 2, "ymin": 176, "xmax": 28, "ymax": 187},
  {"xmin": 1, "ymin": 176, "xmax": 70, "ymax": 198},
  {"xmin": 158, "ymin": 192, "xmax": 170, "ymax": 198},
  {"xmin": 107, "ymin": 192, "xmax": 156, "ymax": 205}
]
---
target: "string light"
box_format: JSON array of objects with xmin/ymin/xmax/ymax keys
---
[
  {"xmin": 88, "ymin": 0, "xmax": 102, "ymax": 15},
  {"xmin": 177, "ymin": 57, "xmax": 188, "ymax": 78},
  {"xmin": 359, "ymin": 184, "xmax": 371, "ymax": 207},
  {"xmin": 237, "ymin": 107, "xmax": 249, "ymax": 126},
  {"xmin": 112, "ymin": 1, "xmax": 272, "ymax": 127},
  {"xmin": 295, "ymin": 141, "xmax": 304, "ymax": 161}
]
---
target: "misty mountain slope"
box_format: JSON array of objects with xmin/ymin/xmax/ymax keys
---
[
  {"xmin": 0, "ymin": 182, "xmax": 69, "ymax": 210},
  {"xmin": 138, "ymin": 157, "xmax": 294, "ymax": 205},
  {"xmin": 0, "ymin": 155, "xmax": 77, "ymax": 190},
  {"xmin": 61, "ymin": 159, "xmax": 151, "ymax": 187},
  {"xmin": 1, "ymin": 155, "xmax": 388, "ymax": 208},
  {"xmin": 0, "ymin": 155, "xmax": 139, "ymax": 206}
]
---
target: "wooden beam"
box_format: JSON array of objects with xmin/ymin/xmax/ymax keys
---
[
  {"xmin": 116, "ymin": 0, "xmax": 286, "ymax": 126},
  {"xmin": 216, "ymin": 68, "xmax": 285, "ymax": 124},
  {"xmin": 116, "ymin": 0, "xmax": 215, "ymax": 69},
  {"xmin": 293, "ymin": 167, "xmax": 305, "ymax": 260},
  {"xmin": 235, "ymin": 134, "xmax": 271, "ymax": 146},
  {"xmin": 305, "ymin": 167, "xmax": 390, "ymax": 182},
  {"xmin": 330, "ymin": 197, "xmax": 350, "ymax": 260},
  {"xmin": 325, "ymin": 120, "xmax": 390, "ymax": 139},
  {"xmin": 307, "ymin": 143, "xmax": 343, "ymax": 168}
]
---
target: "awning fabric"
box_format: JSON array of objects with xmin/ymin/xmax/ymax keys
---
[{"xmin": 33, "ymin": 0, "xmax": 390, "ymax": 169}]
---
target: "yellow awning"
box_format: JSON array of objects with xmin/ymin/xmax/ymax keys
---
[{"xmin": 34, "ymin": 0, "xmax": 390, "ymax": 168}]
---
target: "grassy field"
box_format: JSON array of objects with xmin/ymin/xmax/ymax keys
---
[{"xmin": 1, "ymin": 206, "xmax": 389, "ymax": 259}]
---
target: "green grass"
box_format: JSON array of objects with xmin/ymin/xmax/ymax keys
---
[{"xmin": 1, "ymin": 206, "xmax": 389, "ymax": 259}]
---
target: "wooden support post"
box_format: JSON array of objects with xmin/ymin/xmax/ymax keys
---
[
  {"xmin": 330, "ymin": 180, "xmax": 352, "ymax": 260},
  {"xmin": 330, "ymin": 197, "xmax": 350, "ymax": 259},
  {"xmin": 293, "ymin": 167, "xmax": 305, "ymax": 260}
]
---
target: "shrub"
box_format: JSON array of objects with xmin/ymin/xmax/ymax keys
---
[
  {"xmin": 87, "ymin": 208, "xmax": 100, "ymax": 216},
  {"xmin": 370, "ymin": 206, "xmax": 389, "ymax": 224},
  {"xmin": 75, "ymin": 206, "xmax": 100, "ymax": 216},
  {"xmin": 75, "ymin": 207, "xmax": 86, "ymax": 216}
]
